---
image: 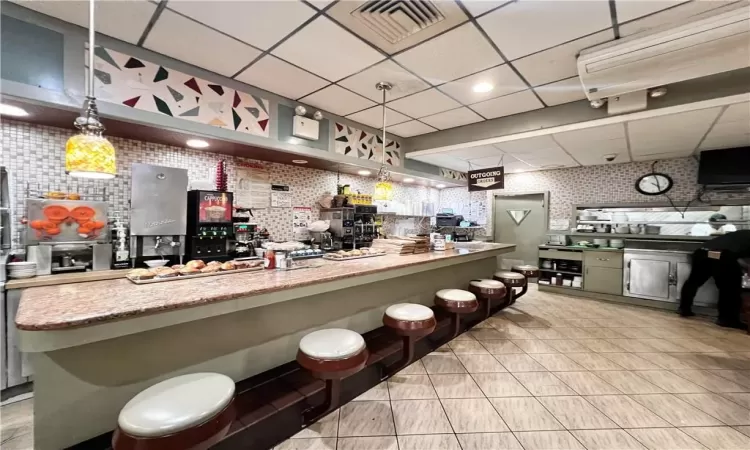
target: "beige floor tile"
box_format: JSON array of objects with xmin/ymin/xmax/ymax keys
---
[
  {"xmin": 480, "ymin": 340, "xmax": 526, "ymax": 354},
  {"xmin": 584, "ymin": 327, "xmax": 627, "ymax": 339},
  {"xmin": 629, "ymin": 394, "xmax": 722, "ymax": 427},
  {"xmin": 494, "ymin": 354, "xmax": 547, "ymax": 372},
  {"xmin": 593, "ymin": 371, "xmax": 665, "ymax": 394},
  {"xmin": 397, "ymin": 434, "xmax": 461, "ymax": 450},
  {"xmin": 564, "ymin": 319, "xmax": 601, "ymax": 328},
  {"xmin": 471, "ymin": 373, "xmax": 531, "ymax": 397},
  {"xmin": 397, "ymin": 360, "xmax": 427, "ymax": 375},
  {"xmin": 538, "ymin": 396, "xmax": 618, "ymax": 430},
  {"xmin": 514, "ymin": 372, "xmax": 577, "ymax": 396},
  {"xmin": 572, "ymin": 429, "xmax": 646, "ymax": 449},
  {"xmin": 514, "ymin": 431, "xmax": 586, "ymax": 449},
  {"xmin": 387, "ymin": 375, "xmax": 437, "ymax": 400},
  {"xmin": 584, "ymin": 395, "xmax": 671, "ymax": 428},
  {"xmin": 636, "ymin": 338, "xmax": 691, "ymax": 352},
  {"xmin": 391, "ymin": 400, "xmax": 452, "ymax": 435},
  {"xmin": 613, "ymin": 328, "xmax": 658, "ymax": 339},
  {"xmin": 456, "ymin": 354, "xmax": 507, "ymax": 373},
  {"xmin": 440, "ymin": 398, "xmax": 509, "ymax": 433},
  {"xmin": 293, "ymin": 410, "xmax": 339, "ymax": 438},
  {"xmin": 456, "ymin": 432, "xmax": 523, "ymax": 450},
  {"xmin": 635, "ymin": 370, "xmax": 707, "ymax": 393},
  {"xmin": 275, "ymin": 438, "xmax": 337, "ymax": 450},
  {"xmin": 526, "ymin": 328, "xmax": 567, "ymax": 340},
  {"xmin": 530, "ymin": 353, "xmax": 586, "ymax": 372},
  {"xmin": 494, "ymin": 326, "xmax": 536, "ymax": 340},
  {"xmin": 599, "ymin": 353, "xmax": 662, "ymax": 370},
  {"xmin": 626, "ymin": 428, "xmax": 707, "ymax": 450},
  {"xmin": 637, "ymin": 353, "xmax": 697, "ymax": 370},
  {"xmin": 338, "ymin": 401, "xmax": 395, "ymax": 437},
  {"xmin": 429, "ymin": 374, "xmax": 485, "ymax": 399},
  {"xmin": 474, "ymin": 319, "xmax": 495, "ymax": 329},
  {"xmin": 557, "ymin": 328, "xmax": 597, "ymax": 339},
  {"xmin": 512, "ymin": 339, "xmax": 559, "ymax": 354},
  {"xmin": 722, "ymin": 392, "xmax": 750, "ymax": 409},
  {"xmin": 673, "ymin": 370, "xmax": 749, "ymax": 393},
  {"xmin": 681, "ymin": 426, "xmax": 750, "ymax": 450},
  {"xmin": 337, "ymin": 436, "xmax": 398, "ymax": 450},
  {"xmin": 554, "ymin": 371, "xmax": 622, "ymax": 395},
  {"xmin": 354, "ymin": 382, "xmax": 390, "ymax": 401},
  {"xmin": 1, "ymin": 431, "xmax": 34, "ymax": 450},
  {"xmin": 605, "ymin": 339, "xmax": 659, "ymax": 353},
  {"xmin": 490, "ymin": 397, "xmax": 564, "ymax": 431},
  {"xmin": 469, "ymin": 328, "xmax": 506, "ymax": 341},
  {"xmin": 575, "ymin": 339, "xmax": 628, "ymax": 353},
  {"xmin": 566, "ymin": 352, "xmax": 625, "ymax": 371},
  {"xmin": 736, "ymin": 426, "xmax": 750, "ymax": 438},
  {"xmin": 421, "ymin": 353, "xmax": 467, "ymax": 374},
  {"xmin": 545, "ymin": 340, "xmax": 590, "ymax": 354},
  {"xmin": 677, "ymin": 393, "xmax": 750, "ymax": 425},
  {"xmin": 449, "ymin": 340, "xmax": 490, "ymax": 355},
  {"xmin": 676, "ymin": 353, "xmax": 745, "ymax": 370},
  {"xmin": 711, "ymin": 370, "xmax": 750, "ymax": 388},
  {"xmin": 668, "ymin": 339, "xmax": 724, "ymax": 353},
  {"xmin": 452, "ymin": 332, "xmax": 477, "ymax": 341}
]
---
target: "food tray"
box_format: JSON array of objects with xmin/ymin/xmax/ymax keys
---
[
  {"xmin": 127, "ymin": 266, "xmax": 263, "ymax": 284},
  {"xmin": 322, "ymin": 253, "xmax": 386, "ymax": 262}
]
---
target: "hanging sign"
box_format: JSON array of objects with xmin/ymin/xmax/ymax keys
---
[{"xmin": 468, "ymin": 166, "xmax": 504, "ymax": 192}]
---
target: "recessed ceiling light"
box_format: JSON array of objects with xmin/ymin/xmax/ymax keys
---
[
  {"xmin": 436, "ymin": 184, "xmax": 446, "ymax": 189},
  {"xmin": 403, "ymin": 178, "xmax": 414, "ymax": 183},
  {"xmin": 186, "ymin": 139, "xmax": 209, "ymax": 149},
  {"xmin": 0, "ymin": 103, "xmax": 29, "ymax": 117},
  {"xmin": 472, "ymin": 82, "xmax": 494, "ymax": 93},
  {"xmin": 292, "ymin": 159, "xmax": 308, "ymax": 164},
  {"xmin": 358, "ymin": 170, "xmax": 371, "ymax": 176}
]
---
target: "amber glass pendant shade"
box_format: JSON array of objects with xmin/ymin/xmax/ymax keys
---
[
  {"xmin": 374, "ymin": 180, "xmax": 393, "ymax": 201},
  {"xmin": 65, "ymin": 132, "xmax": 117, "ymax": 179}
]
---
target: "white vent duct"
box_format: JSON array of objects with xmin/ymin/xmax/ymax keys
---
[{"xmin": 352, "ymin": 0, "xmax": 445, "ymax": 44}]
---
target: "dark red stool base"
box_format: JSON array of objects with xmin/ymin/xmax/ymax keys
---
[
  {"xmin": 468, "ymin": 284, "xmax": 507, "ymax": 319},
  {"xmin": 382, "ymin": 315, "xmax": 436, "ymax": 377},
  {"xmin": 435, "ymin": 295, "xmax": 479, "ymax": 338},
  {"xmin": 112, "ymin": 398, "xmax": 236, "ymax": 450}
]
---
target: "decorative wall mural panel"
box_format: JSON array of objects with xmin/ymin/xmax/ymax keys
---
[
  {"xmin": 92, "ymin": 47, "xmax": 270, "ymax": 137},
  {"xmin": 334, "ymin": 122, "xmax": 401, "ymax": 167},
  {"xmin": 440, "ymin": 168, "xmax": 468, "ymax": 181}
]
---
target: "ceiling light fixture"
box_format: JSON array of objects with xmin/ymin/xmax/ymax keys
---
[
  {"xmin": 436, "ymin": 184, "xmax": 446, "ymax": 189},
  {"xmin": 0, "ymin": 104, "xmax": 29, "ymax": 117},
  {"xmin": 472, "ymin": 82, "xmax": 494, "ymax": 93},
  {"xmin": 373, "ymin": 81, "xmax": 394, "ymax": 201},
  {"xmin": 65, "ymin": 0, "xmax": 116, "ymax": 180},
  {"xmin": 186, "ymin": 139, "xmax": 210, "ymax": 149},
  {"xmin": 358, "ymin": 170, "xmax": 371, "ymax": 176},
  {"xmin": 649, "ymin": 86, "xmax": 668, "ymax": 98},
  {"xmin": 403, "ymin": 178, "xmax": 414, "ymax": 183},
  {"xmin": 292, "ymin": 159, "xmax": 308, "ymax": 164}
]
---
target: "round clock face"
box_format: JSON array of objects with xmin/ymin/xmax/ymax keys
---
[{"xmin": 636, "ymin": 173, "xmax": 673, "ymax": 195}]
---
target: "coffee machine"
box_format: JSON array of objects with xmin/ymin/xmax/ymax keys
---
[
  {"xmin": 353, "ymin": 205, "xmax": 378, "ymax": 247},
  {"xmin": 319, "ymin": 207, "xmax": 355, "ymax": 250},
  {"xmin": 185, "ymin": 190, "xmax": 234, "ymax": 262},
  {"xmin": 129, "ymin": 163, "xmax": 188, "ymax": 266}
]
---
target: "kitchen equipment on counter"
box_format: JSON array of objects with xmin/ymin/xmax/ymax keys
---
[
  {"xmin": 436, "ymin": 213, "xmax": 463, "ymax": 227},
  {"xmin": 610, "ymin": 239, "xmax": 625, "ymax": 249},
  {"xmin": 579, "ymin": 214, "xmax": 597, "ymax": 221},
  {"xmin": 644, "ymin": 225, "xmax": 661, "ymax": 235},
  {"xmin": 629, "ymin": 224, "xmax": 642, "ymax": 234},
  {"xmin": 144, "ymin": 259, "xmax": 168, "ymax": 268},
  {"xmin": 615, "ymin": 226, "xmax": 630, "ymax": 234},
  {"xmin": 0, "ymin": 167, "xmax": 10, "ymax": 253},
  {"xmin": 319, "ymin": 207, "xmax": 355, "ymax": 250},
  {"xmin": 545, "ymin": 234, "xmax": 569, "ymax": 246},
  {"xmin": 111, "ymin": 214, "xmax": 130, "ymax": 269},
  {"xmin": 231, "ymin": 223, "xmax": 259, "ymax": 259},
  {"xmin": 185, "ymin": 190, "xmax": 234, "ymax": 262},
  {"xmin": 130, "ymin": 163, "xmax": 188, "ymax": 266},
  {"xmin": 593, "ymin": 238, "xmax": 610, "ymax": 247},
  {"xmin": 7, "ymin": 261, "xmax": 37, "ymax": 279},
  {"xmin": 595, "ymin": 225, "xmax": 611, "ymax": 233},
  {"xmin": 310, "ymin": 231, "xmax": 334, "ymax": 251},
  {"xmin": 354, "ymin": 205, "xmax": 378, "ymax": 246},
  {"xmin": 541, "ymin": 260, "xmax": 553, "ymax": 269}
]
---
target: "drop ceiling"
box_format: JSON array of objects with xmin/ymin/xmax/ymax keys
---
[{"xmin": 9, "ymin": 0, "xmax": 742, "ymax": 138}]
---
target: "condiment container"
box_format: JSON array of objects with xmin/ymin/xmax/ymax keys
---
[
  {"xmin": 276, "ymin": 251, "xmax": 286, "ymax": 270},
  {"xmin": 264, "ymin": 249, "xmax": 276, "ymax": 269}
]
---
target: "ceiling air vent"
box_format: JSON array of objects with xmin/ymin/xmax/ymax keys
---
[{"xmin": 352, "ymin": 0, "xmax": 446, "ymax": 44}]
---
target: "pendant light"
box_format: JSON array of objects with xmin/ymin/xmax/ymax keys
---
[
  {"xmin": 65, "ymin": 0, "xmax": 116, "ymax": 179},
  {"xmin": 373, "ymin": 81, "xmax": 393, "ymax": 201}
]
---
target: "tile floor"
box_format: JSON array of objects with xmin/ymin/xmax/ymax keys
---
[{"xmin": 4, "ymin": 285, "xmax": 750, "ymax": 450}]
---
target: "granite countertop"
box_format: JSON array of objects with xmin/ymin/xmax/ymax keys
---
[
  {"xmin": 539, "ymin": 245, "xmax": 624, "ymax": 252},
  {"xmin": 16, "ymin": 243, "xmax": 513, "ymax": 331},
  {"xmin": 5, "ymin": 269, "xmax": 128, "ymax": 290}
]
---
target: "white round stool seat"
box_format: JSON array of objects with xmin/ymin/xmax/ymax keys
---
[
  {"xmin": 494, "ymin": 271, "xmax": 525, "ymax": 280},
  {"xmin": 385, "ymin": 303, "xmax": 434, "ymax": 321},
  {"xmin": 118, "ymin": 373, "xmax": 235, "ymax": 438},
  {"xmin": 436, "ymin": 289, "xmax": 477, "ymax": 302},
  {"xmin": 470, "ymin": 279, "xmax": 505, "ymax": 289},
  {"xmin": 299, "ymin": 328, "xmax": 366, "ymax": 360}
]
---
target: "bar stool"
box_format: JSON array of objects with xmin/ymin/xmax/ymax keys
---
[
  {"xmin": 112, "ymin": 373, "xmax": 236, "ymax": 450},
  {"xmin": 435, "ymin": 289, "xmax": 479, "ymax": 338},
  {"xmin": 297, "ymin": 328, "xmax": 368, "ymax": 423},
  {"xmin": 493, "ymin": 271, "xmax": 526, "ymax": 307},
  {"xmin": 512, "ymin": 264, "xmax": 540, "ymax": 300},
  {"xmin": 468, "ymin": 279, "xmax": 507, "ymax": 319},
  {"xmin": 382, "ymin": 303, "xmax": 436, "ymax": 376}
]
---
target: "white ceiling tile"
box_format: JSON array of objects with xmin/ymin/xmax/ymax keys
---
[
  {"xmin": 387, "ymin": 89, "xmax": 461, "ymax": 118},
  {"xmin": 338, "ymin": 60, "xmax": 430, "ymax": 102},
  {"xmin": 535, "ymin": 77, "xmax": 588, "ymax": 106},
  {"xmin": 468, "ymin": 154, "xmax": 519, "ymax": 168},
  {"xmin": 478, "ymin": 0, "xmax": 613, "ymax": 60},
  {"xmin": 632, "ymin": 150, "xmax": 692, "ymax": 161},
  {"xmin": 463, "ymin": 0, "xmax": 510, "ymax": 17},
  {"xmin": 496, "ymin": 135, "xmax": 559, "ymax": 153},
  {"xmin": 561, "ymin": 138, "xmax": 629, "ymax": 158},
  {"xmin": 700, "ymin": 134, "xmax": 750, "ymax": 150},
  {"xmin": 512, "ymin": 30, "xmax": 614, "ymax": 86},
  {"xmin": 576, "ymin": 151, "xmax": 631, "ymax": 165},
  {"xmin": 299, "ymin": 85, "xmax": 375, "ymax": 116},
  {"xmin": 272, "ymin": 16, "xmax": 385, "ymax": 81},
  {"xmin": 307, "ymin": 0, "xmax": 334, "ymax": 9},
  {"xmin": 235, "ymin": 55, "xmax": 328, "ymax": 100},
  {"xmin": 387, "ymin": 120, "xmax": 437, "ymax": 138},
  {"xmin": 438, "ymin": 64, "xmax": 527, "ymax": 105},
  {"xmin": 446, "ymin": 145, "xmax": 505, "ymax": 160},
  {"xmin": 619, "ymin": 1, "xmax": 737, "ymax": 36},
  {"xmin": 420, "ymin": 107, "xmax": 484, "ymax": 130},
  {"xmin": 708, "ymin": 121, "xmax": 750, "ymax": 139},
  {"xmin": 470, "ymin": 89, "xmax": 544, "ymax": 119},
  {"xmin": 12, "ymin": 0, "xmax": 156, "ymax": 44},
  {"xmin": 394, "ymin": 22, "xmax": 504, "ymax": 84},
  {"xmin": 145, "ymin": 9, "xmax": 261, "ymax": 77},
  {"xmin": 167, "ymin": 0, "xmax": 315, "ymax": 51},
  {"xmin": 628, "ymin": 108, "xmax": 722, "ymax": 142},
  {"xmin": 554, "ymin": 123, "xmax": 626, "ymax": 146},
  {"xmin": 346, "ymin": 106, "xmax": 410, "ymax": 129},
  {"xmin": 616, "ymin": 0, "xmax": 688, "ymax": 23},
  {"xmin": 505, "ymin": 161, "xmax": 535, "ymax": 173},
  {"xmin": 412, "ymin": 154, "xmax": 470, "ymax": 172},
  {"xmin": 719, "ymin": 102, "xmax": 750, "ymax": 123}
]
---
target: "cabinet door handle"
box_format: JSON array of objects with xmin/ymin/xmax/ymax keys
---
[{"xmin": 597, "ymin": 258, "xmax": 609, "ymax": 261}]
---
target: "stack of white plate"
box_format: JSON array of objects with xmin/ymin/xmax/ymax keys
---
[{"xmin": 8, "ymin": 261, "xmax": 37, "ymax": 279}]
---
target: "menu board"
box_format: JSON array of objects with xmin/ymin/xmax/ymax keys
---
[
  {"xmin": 270, "ymin": 184, "xmax": 292, "ymax": 208},
  {"xmin": 293, "ymin": 206, "xmax": 312, "ymax": 240},
  {"xmin": 235, "ymin": 162, "xmax": 270, "ymax": 209}
]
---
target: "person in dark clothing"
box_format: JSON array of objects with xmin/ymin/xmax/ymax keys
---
[{"xmin": 679, "ymin": 230, "xmax": 750, "ymax": 328}]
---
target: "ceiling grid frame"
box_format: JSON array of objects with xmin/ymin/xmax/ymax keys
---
[{"xmin": 693, "ymin": 104, "xmax": 731, "ymax": 154}]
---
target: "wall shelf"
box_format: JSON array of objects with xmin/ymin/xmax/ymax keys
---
[{"xmin": 540, "ymin": 269, "xmax": 582, "ymax": 276}]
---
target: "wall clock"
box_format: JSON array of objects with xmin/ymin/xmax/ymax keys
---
[{"xmin": 635, "ymin": 172, "xmax": 673, "ymax": 196}]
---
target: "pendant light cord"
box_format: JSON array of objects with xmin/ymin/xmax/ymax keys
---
[
  {"xmin": 87, "ymin": 0, "xmax": 95, "ymax": 100},
  {"xmin": 381, "ymin": 87, "xmax": 386, "ymax": 165}
]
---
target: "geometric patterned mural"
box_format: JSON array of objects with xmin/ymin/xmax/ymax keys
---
[
  {"xmin": 92, "ymin": 47, "xmax": 270, "ymax": 138},
  {"xmin": 334, "ymin": 122, "xmax": 401, "ymax": 167},
  {"xmin": 440, "ymin": 168, "xmax": 468, "ymax": 181}
]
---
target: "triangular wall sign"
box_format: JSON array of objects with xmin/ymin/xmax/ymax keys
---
[{"xmin": 507, "ymin": 209, "xmax": 531, "ymax": 226}]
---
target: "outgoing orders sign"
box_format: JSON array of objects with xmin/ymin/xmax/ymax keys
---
[{"xmin": 468, "ymin": 166, "xmax": 504, "ymax": 192}]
